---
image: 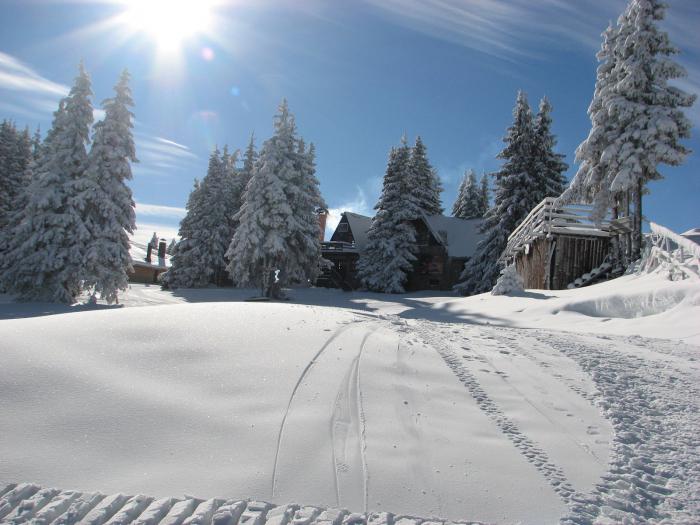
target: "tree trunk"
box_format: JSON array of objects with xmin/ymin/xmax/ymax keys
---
[{"xmin": 632, "ymin": 179, "xmax": 643, "ymax": 261}]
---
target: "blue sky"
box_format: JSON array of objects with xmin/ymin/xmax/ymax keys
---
[{"xmin": 0, "ymin": 0, "xmax": 698, "ymax": 243}]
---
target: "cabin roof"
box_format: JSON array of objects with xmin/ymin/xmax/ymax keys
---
[
  {"xmin": 130, "ymin": 240, "xmax": 171, "ymax": 270},
  {"xmin": 344, "ymin": 212, "xmax": 373, "ymax": 251},
  {"xmin": 334, "ymin": 211, "xmax": 482, "ymax": 258},
  {"xmin": 423, "ymin": 215, "xmax": 483, "ymax": 258}
]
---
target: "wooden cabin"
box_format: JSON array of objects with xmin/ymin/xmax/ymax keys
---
[
  {"xmin": 502, "ymin": 197, "xmax": 632, "ymax": 290},
  {"xmin": 318, "ymin": 212, "xmax": 483, "ymax": 291},
  {"xmin": 129, "ymin": 239, "xmax": 171, "ymax": 284}
]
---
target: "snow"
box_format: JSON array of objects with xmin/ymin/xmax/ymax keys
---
[
  {"xmin": 0, "ymin": 271, "xmax": 698, "ymax": 524},
  {"xmin": 342, "ymin": 213, "xmax": 372, "ymax": 251},
  {"xmin": 681, "ymin": 227, "xmax": 700, "ymax": 245},
  {"xmin": 423, "ymin": 215, "xmax": 482, "ymax": 259},
  {"xmin": 130, "ymin": 241, "xmax": 170, "ymax": 270}
]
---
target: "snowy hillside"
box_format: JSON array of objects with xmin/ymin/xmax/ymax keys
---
[{"xmin": 1, "ymin": 272, "xmax": 698, "ymax": 524}]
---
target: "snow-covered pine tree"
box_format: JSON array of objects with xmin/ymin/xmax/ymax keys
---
[
  {"xmin": 0, "ymin": 121, "xmax": 32, "ymax": 229},
  {"xmin": 357, "ymin": 137, "xmax": 423, "ymax": 293},
  {"xmin": 455, "ymin": 91, "xmax": 539, "ymax": 295},
  {"xmin": 162, "ymin": 148, "xmax": 234, "ymax": 287},
  {"xmin": 478, "ymin": 173, "xmax": 489, "ymax": 216},
  {"xmin": 564, "ymin": 0, "xmax": 695, "ymax": 260},
  {"xmin": 240, "ymin": 133, "xmax": 257, "ymax": 191},
  {"xmin": 532, "ymin": 97, "xmax": 568, "ymax": 200},
  {"xmin": 0, "ymin": 63, "xmax": 93, "ymax": 303},
  {"xmin": 452, "ymin": 169, "xmax": 482, "ymax": 219},
  {"xmin": 491, "ymin": 264, "xmax": 524, "ymax": 296},
  {"xmin": 605, "ymin": 0, "xmax": 695, "ymax": 259},
  {"xmin": 76, "ymin": 70, "xmax": 137, "ymax": 304},
  {"xmin": 227, "ymin": 100, "xmax": 319, "ymax": 291},
  {"xmin": 410, "ymin": 136, "xmax": 443, "ymax": 215},
  {"xmin": 166, "ymin": 238, "xmax": 177, "ymax": 255},
  {"xmin": 285, "ymin": 139, "xmax": 326, "ymax": 285},
  {"xmin": 161, "ymin": 178, "xmax": 204, "ymax": 288},
  {"xmin": 562, "ymin": 24, "xmax": 620, "ymax": 216}
]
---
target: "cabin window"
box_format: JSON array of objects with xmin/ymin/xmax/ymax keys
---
[{"xmin": 336, "ymin": 222, "xmax": 349, "ymax": 233}]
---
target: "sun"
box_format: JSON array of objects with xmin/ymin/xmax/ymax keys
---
[{"xmin": 119, "ymin": 0, "xmax": 217, "ymax": 52}]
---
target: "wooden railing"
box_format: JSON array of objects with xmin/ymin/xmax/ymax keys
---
[
  {"xmin": 502, "ymin": 198, "xmax": 615, "ymax": 261},
  {"xmin": 321, "ymin": 241, "xmax": 357, "ymax": 253},
  {"xmin": 639, "ymin": 222, "xmax": 700, "ymax": 280}
]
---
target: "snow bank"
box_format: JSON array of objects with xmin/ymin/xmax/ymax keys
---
[{"xmin": 424, "ymin": 272, "xmax": 700, "ymax": 345}]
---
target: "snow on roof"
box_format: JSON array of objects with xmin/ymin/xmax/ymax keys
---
[
  {"xmin": 344, "ymin": 212, "xmax": 373, "ymax": 251},
  {"xmin": 130, "ymin": 240, "xmax": 171, "ymax": 269},
  {"xmin": 424, "ymin": 215, "xmax": 483, "ymax": 258},
  {"xmin": 681, "ymin": 228, "xmax": 700, "ymax": 245},
  {"xmin": 340, "ymin": 211, "xmax": 483, "ymax": 258}
]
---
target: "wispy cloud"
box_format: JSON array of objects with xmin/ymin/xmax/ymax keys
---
[
  {"xmin": 137, "ymin": 134, "xmax": 198, "ymax": 161},
  {"xmin": 360, "ymin": 1, "xmax": 696, "ymax": 59},
  {"xmin": 0, "ymin": 51, "xmax": 69, "ymax": 98},
  {"xmin": 325, "ymin": 187, "xmax": 372, "ymax": 238},
  {"xmin": 135, "ymin": 202, "xmax": 187, "ymax": 219},
  {"xmin": 132, "ymin": 132, "xmax": 201, "ymax": 178},
  {"xmin": 131, "ymin": 222, "xmax": 181, "ymax": 245},
  {"xmin": 361, "ymin": 0, "xmax": 626, "ymax": 60}
]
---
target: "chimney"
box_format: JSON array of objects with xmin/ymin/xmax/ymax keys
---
[
  {"xmin": 317, "ymin": 207, "xmax": 328, "ymax": 242},
  {"xmin": 158, "ymin": 239, "xmax": 167, "ymax": 259},
  {"xmin": 146, "ymin": 243, "xmax": 153, "ymax": 263}
]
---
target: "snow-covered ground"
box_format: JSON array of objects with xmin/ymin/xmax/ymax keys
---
[{"xmin": 0, "ymin": 272, "xmax": 698, "ymax": 524}]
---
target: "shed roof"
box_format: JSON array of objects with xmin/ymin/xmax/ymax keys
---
[
  {"xmin": 681, "ymin": 228, "xmax": 700, "ymax": 245},
  {"xmin": 130, "ymin": 240, "xmax": 171, "ymax": 270}
]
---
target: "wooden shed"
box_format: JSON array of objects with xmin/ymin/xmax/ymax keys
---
[
  {"xmin": 128, "ymin": 239, "xmax": 171, "ymax": 284},
  {"xmin": 502, "ymin": 198, "xmax": 631, "ymax": 290}
]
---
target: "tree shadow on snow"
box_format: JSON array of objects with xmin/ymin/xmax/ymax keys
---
[{"xmin": 0, "ymin": 300, "xmax": 123, "ymax": 320}]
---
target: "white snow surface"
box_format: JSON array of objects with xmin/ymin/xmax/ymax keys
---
[{"xmin": 0, "ymin": 271, "xmax": 698, "ymax": 524}]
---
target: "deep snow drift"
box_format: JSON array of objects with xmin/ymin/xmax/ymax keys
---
[{"xmin": 0, "ymin": 271, "xmax": 698, "ymax": 524}]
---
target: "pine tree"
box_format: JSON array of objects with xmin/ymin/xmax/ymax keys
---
[
  {"xmin": 1, "ymin": 63, "xmax": 93, "ymax": 303},
  {"xmin": 563, "ymin": 0, "xmax": 695, "ymax": 260},
  {"xmin": 240, "ymin": 133, "xmax": 257, "ymax": 191},
  {"xmin": 409, "ymin": 136, "xmax": 443, "ymax": 215},
  {"xmin": 357, "ymin": 138, "xmax": 423, "ymax": 293},
  {"xmin": 532, "ymin": 97, "xmax": 568, "ymax": 200},
  {"xmin": 561, "ymin": 23, "xmax": 622, "ymax": 229},
  {"xmin": 286, "ymin": 140, "xmax": 326, "ymax": 284},
  {"xmin": 478, "ymin": 173, "xmax": 489, "ymax": 216},
  {"xmin": 227, "ymin": 100, "xmax": 321, "ymax": 291},
  {"xmin": 455, "ymin": 91, "xmax": 539, "ymax": 295},
  {"xmin": 166, "ymin": 238, "xmax": 177, "ymax": 255},
  {"xmin": 452, "ymin": 169, "xmax": 482, "ymax": 219},
  {"xmin": 162, "ymin": 179, "xmax": 204, "ymax": 288},
  {"xmin": 0, "ymin": 121, "xmax": 32, "ymax": 229},
  {"xmin": 491, "ymin": 264, "xmax": 524, "ymax": 296},
  {"xmin": 76, "ymin": 70, "xmax": 137, "ymax": 304},
  {"xmin": 163, "ymin": 147, "xmax": 235, "ymax": 287}
]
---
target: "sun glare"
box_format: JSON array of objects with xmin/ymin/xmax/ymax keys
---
[{"xmin": 120, "ymin": 0, "xmax": 216, "ymax": 52}]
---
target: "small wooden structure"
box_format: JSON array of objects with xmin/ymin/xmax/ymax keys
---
[
  {"xmin": 318, "ymin": 212, "xmax": 483, "ymax": 291},
  {"xmin": 129, "ymin": 239, "xmax": 170, "ymax": 284},
  {"xmin": 502, "ymin": 198, "xmax": 631, "ymax": 290}
]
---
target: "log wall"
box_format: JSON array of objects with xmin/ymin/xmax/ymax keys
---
[{"xmin": 515, "ymin": 235, "xmax": 610, "ymax": 290}]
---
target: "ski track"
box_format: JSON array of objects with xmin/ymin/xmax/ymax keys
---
[
  {"xmin": 404, "ymin": 319, "xmax": 577, "ymax": 503},
  {"xmin": 330, "ymin": 331, "xmax": 373, "ymax": 512},
  {"xmin": 271, "ymin": 322, "xmax": 358, "ymax": 497}
]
